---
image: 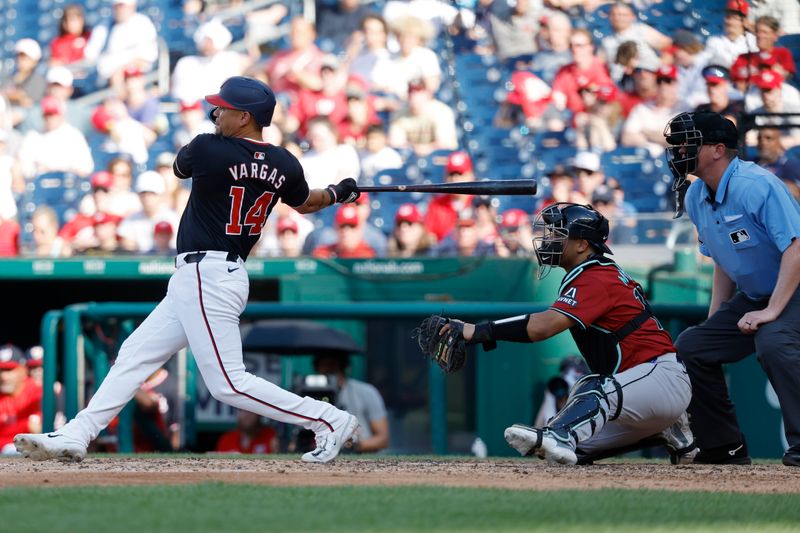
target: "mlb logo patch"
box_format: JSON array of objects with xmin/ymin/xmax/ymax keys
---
[
  {"xmin": 729, "ymin": 229, "xmax": 750, "ymax": 244},
  {"xmin": 254, "ymin": 152, "xmax": 265, "ymax": 160}
]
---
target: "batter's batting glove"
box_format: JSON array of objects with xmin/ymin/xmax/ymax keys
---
[{"xmin": 326, "ymin": 178, "xmax": 360, "ymax": 204}]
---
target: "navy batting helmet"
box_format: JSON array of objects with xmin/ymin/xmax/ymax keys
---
[
  {"xmin": 533, "ymin": 202, "xmax": 612, "ymax": 279},
  {"xmin": 205, "ymin": 76, "xmax": 276, "ymax": 127}
]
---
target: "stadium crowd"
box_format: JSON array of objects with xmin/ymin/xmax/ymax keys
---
[{"xmin": 0, "ymin": 0, "xmax": 798, "ymax": 259}]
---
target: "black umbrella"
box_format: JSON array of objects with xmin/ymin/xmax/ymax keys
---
[{"xmin": 240, "ymin": 320, "xmax": 363, "ymax": 355}]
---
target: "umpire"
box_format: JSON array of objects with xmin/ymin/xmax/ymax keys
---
[{"xmin": 664, "ymin": 111, "xmax": 800, "ymax": 466}]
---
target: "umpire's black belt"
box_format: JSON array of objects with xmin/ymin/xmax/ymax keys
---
[{"xmin": 176, "ymin": 251, "xmax": 240, "ymax": 267}]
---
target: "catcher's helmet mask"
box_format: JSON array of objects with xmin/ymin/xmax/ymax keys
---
[
  {"xmin": 205, "ymin": 76, "xmax": 277, "ymax": 128},
  {"xmin": 533, "ymin": 203, "xmax": 612, "ymax": 280}
]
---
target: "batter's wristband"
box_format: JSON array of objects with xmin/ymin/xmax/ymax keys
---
[{"xmin": 325, "ymin": 186, "xmax": 337, "ymax": 205}]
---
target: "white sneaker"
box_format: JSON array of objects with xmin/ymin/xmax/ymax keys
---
[
  {"xmin": 661, "ymin": 412, "xmax": 698, "ymax": 465},
  {"xmin": 504, "ymin": 424, "xmax": 578, "ymax": 465},
  {"xmin": 301, "ymin": 414, "xmax": 359, "ymax": 464},
  {"xmin": 14, "ymin": 432, "xmax": 87, "ymax": 462}
]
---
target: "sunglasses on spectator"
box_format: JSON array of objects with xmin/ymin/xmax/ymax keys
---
[
  {"xmin": 338, "ymin": 224, "xmax": 358, "ymax": 230},
  {"xmin": 570, "ymin": 41, "xmax": 591, "ymax": 49}
]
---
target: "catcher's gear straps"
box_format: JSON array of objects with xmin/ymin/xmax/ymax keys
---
[{"xmin": 546, "ymin": 373, "xmax": 623, "ymax": 445}]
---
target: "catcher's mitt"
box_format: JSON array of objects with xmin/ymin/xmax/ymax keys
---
[{"xmin": 411, "ymin": 315, "xmax": 467, "ymax": 373}]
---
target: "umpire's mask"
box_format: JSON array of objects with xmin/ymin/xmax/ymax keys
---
[{"xmin": 663, "ymin": 112, "xmax": 702, "ymax": 191}]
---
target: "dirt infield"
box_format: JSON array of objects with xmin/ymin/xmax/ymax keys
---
[{"xmin": 1, "ymin": 457, "xmax": 797, "ymax": 493}]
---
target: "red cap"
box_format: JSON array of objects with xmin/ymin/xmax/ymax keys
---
[
  {"xmin": 0, "ymin": 344, "xmax": 25, "ymax": 370},
  {"xmin": 757, "ymin": 50, "xmax": 778, "ymax": 67},
  {"xmin": 277, "ymin": 217, "xmax": 299, "ymax": 233},
  {"xmin": 501, "ymin": 208, "xmax": 529, "ymax": 229},
  {"xmin": 456, "ymin": 216, "xmax": 476, "ymax": 227},
  {"xmin": 656, "ymin": 64, "xmax": 678, "ymax": 82},
  {"xmin": 180, "ymin": 100, "xmax": 203, "ymax": 112},
  {"xmin": 595, "ymin": 84, "xmax": 617, "ymax": 102},
  {"xmin": 123, "ymin": 65, "xmax": 142, "ymax": 79},
  {"xmin": 754, "ymin": 69, "xmax": 783, "ymax": 90},
  {"xmin": 91, "ymin": 171, "xmax": 114, "ymax": 190},
  {"xmin": 153, "ymin": 220, "xmax": 173, "ymax": 235},
  {"xmin": 93, "ymin": 212, "xmax": 121, "ymax": 226},
  {"xmin": 726, "ymin": 0, "xmax": 748, "ymax": 15},
  {"xmin": 91, "ymin": 105, "xmax": 115, "ymax": 133},
  {"xmin": 41, "ymin": 95, "xmax": 65, "ymax": 116},
  {"xmin": 446, "ymin": 151, "xmax": 473, "ymax": 174},
  {"xmin": 408, "ymin": 79, "xmax": 427, "ymax": 93},
  {"xmin": 395, "ymin": 203, "xmax": 422, "ymax": 224},
  {"xmin": 335, "ymin": 204, "xmax": 360, "ymax": 226}
]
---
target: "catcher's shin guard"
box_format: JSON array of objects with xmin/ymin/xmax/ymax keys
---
[{"xmin": 546, "ymin": 374, "xmax": 622, "ymax": 447}]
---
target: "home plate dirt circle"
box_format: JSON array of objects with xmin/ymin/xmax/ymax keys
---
[{"xmin": 1, "ymin": 458, "xmax": 798, "ymax": 492}]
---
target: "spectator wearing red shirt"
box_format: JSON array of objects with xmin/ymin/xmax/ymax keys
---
[
  {"xmin": 312, "ymin": 204, "xmax": 377, "ymax": 258},
  {"xmin": 216, "ymin": 410, "xmax": 278, "ymax": 454},
  {"xmin": 0, "ymin": 345, "xmax": 42, "ymax": 454},
  {"xmin": 0, "ymin": 216, "xmax": 19, "ymax": 257},
  {"xmin": 730, "ymin": 15, "xmax": 796, "ymax": 91},
  {"xmin": 618, "ymin": 52, "xmax": 660, "ymax": 117},
  {"xmin": 49, "ymin": 4, "xmax": 93, "ymax": 65},
  {"xmin": 552, "ymin": 28, "xmax": 614, "ymax": 114},
  {"xmin": 424, "ymin": 151, "xmax": 476, "ymax": 241},
  {"xmin": 265, "ymin": 17, "xmax": 325, "ymax": 102},
  {"xmin": 337, "ymin": 77, "xmax": 382, "ymax": 148},
  {"xmin": 287, "ymin": 56, "xmax": 348, "ymax": 138}
]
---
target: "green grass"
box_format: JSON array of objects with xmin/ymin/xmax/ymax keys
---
[{"xmin": 2, "ymin": 485, "xmax": 799, "ymax": 532}]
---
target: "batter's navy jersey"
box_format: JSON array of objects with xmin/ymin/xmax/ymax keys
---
[{"xmin": 173, "ymin": 134, "xmax": 310, "ymax": 260}]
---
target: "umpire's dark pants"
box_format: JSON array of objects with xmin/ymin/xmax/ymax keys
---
[{"xmin": 675, "ymin": 287, "xmax": 800, "ymax": 450}]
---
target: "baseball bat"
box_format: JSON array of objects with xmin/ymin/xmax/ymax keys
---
[{"xmin": 359, "ymin": 179, "xmax": 537, "ymax": 195}]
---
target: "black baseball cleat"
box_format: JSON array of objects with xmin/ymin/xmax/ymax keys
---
[
  {"xmin": 693, "ymin": 440, "xmax": 752, "ymax": 465},
  {"xmin": 782, "ymin": 446, "xmax": 800, "ymax": 467}
]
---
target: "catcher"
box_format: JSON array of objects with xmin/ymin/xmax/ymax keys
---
[{"xmin": 413, "ymin": 203, "xmax": 696, "ymax": 465}]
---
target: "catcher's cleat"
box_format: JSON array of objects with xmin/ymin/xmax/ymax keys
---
[
  {"xmin": 301, "ymin": 413, "xmax": 359, "ymax": 464},
  {"xmin": 661, "ymin": 412, "xmax": 699, "ymax": 465},
  {"xmin": 504, "ymin": 425, "xmax": 578, "ymax": 465},
  {"xmin": 14, "ymin": 433, "xmax": 86, "ymax": 462}
]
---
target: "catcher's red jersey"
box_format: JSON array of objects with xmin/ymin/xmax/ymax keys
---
[{"xmin": 550, "ymin": 256, "xmax": 676, "ymax": 373}]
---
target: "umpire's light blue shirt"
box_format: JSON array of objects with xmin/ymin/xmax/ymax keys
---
[{"xmin": 685, "ymin": 158, "xmax": 800, "ymax": 299}]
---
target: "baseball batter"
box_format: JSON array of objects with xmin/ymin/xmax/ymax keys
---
[
  {"xmin": 414, "ymin": 203, "xmax": 696, "ymax": 464},
  {"xmin": 15, "ymin": 76, "xmax": 360, "ymax": 463}
]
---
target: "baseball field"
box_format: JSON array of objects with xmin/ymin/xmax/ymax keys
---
[{"xmin": 2, "ymin": 455, "xmax": 799, "ymax": 532}]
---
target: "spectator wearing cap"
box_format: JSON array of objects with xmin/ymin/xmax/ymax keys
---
[
  {"xmin": 424, "ymin": 151, "xmax": 477, "ymax": 241},
  {"xmin": 312, "ymin": 204, "xmax": 377, "ymax": 258},
  {"xmin": 495, "ymin": 208, "xmax": 534, "ymax": 257},
  {"xmin": 487, "ymin": 0, "xmax": 539, "ymax": 62},
  {"xmin": 431, "ymin": 215, "xmax": 497, "ymax": 257},
  {"xmin": 80, "ymin": 212, "xmax": 123, "ymax": 256},
  {"xmin": 749, "ymin": 0, "xmax": 800, "ymax": 35},
  {"xmin": 286, "ymin": 57, "xmax": 349, "ymax": 138},
  {"xmin": 171, "ymin": 20, "xmax": 250, "ymax": 105},
  {"xmin": 622, "ymin": 64, "xmax": 689, "ymax": 157},
  {"xmin": 600, "ymin": 2, "xmax": 671, "ymax": 82},
  {"xmin": 28, "ymin": 205, "xmax": 71, "ymax": 257},
  {"xmin": 0, "ymin": 344, "xmax": 43, "ymax": 454},
  {"xmin": 494, "ymin": 70, "xmax": 558, "ymax": 131},
  {"xmin": 94, "ymin": 0, "xmax": 158, "ymax": 86},
  {"xmin": 24, "ymin": 346, "xmax": 44, "ymax": 385},
  {"xmin": 118, "ymin": 171, "xmax": 179, "ymax": 253},
  {"xmin": 694, "ymin": 65, "xmax": 745, "ymax": 125},
  {"xmin": 301, "ymin": 193, "xmax": 387, "ymax": 256},
  {"xmin": 337, "ymin": 76, "xmax": 383, "ymax": 148},
  {"xmin": 537, "ymin": 164, "xmax": 588, "ymax": 212},
  {"xmin": 121, "ymin": 66, "xmax": 162, "ymax": 135},
  {"xmin": 300, "ymin": 116, "xmax": 361, "ymax": 190},
  {"xmin": 251, "ymin": 201, "xmax": 314, "ymax": 258},
  {"xmin": 730, "ymin": 16, "xmax": 796, "ymax": 90},
  {"xmin": 90, "ymin": 96, "xmax": 151, "ymax": 164},
  {"xmin": 265, "ymin": 17, "xmax": 326, "ymax": 102},
  {"xmin": 591, "ymin": 184, "xmax": 635, "ymax": 244},
  {"xmin": 704, "ymin": 0, "xmax": 757, "ymax": 69},
  {"xmin": 215, "ymin": 409, "xmax": 279, "ymax": 455},
  {"xmin": 529, "ymin": 11, "xmax": 573, "ymax": 84},
  {"xmin": 16, "ymin": 95, "xmax": 94, "ymax": 178},
  {"xmin": 316, "ymin": 0, "xmax": 376, "ymax": 51},
  {"xmin": 346, "ymin": 15, "xmax": 406, "ymax": 103},
  {"xmin": 173, "ymin": 99, "xmax": 216, "ymax": 151},
  {"xmin": 1, "ymin": 39, "xmax": 46, "ymax": 127},
  {"xmin": 275, "ymin": 217, "xmax": 305, "ymax": 258},
  {"xmin": 551, "ymin": 28, "xmax": 614, "ymax": 114},
  {"xmin": 388, "ymin": 203, "xmax": 436, "ymax": 257},
  {"xmin": 672, "ymin": 29, "xmax": 714, "ymax": 109},
  {"xmin": 750, "ymin": 70, "xmax": 800, "ymax": 147},
  {"xmin": 19, "ymin": 66, "xmax": 78, "ymax": 135},
  {"xmin": 153, "ymin": 151, "xmax": 182, "ymax": 210},
  {"xmin": 148, "ymin": 220, "xmax": 175, "ymax": 256},
  {"xmin": 755, "ymin": 127, "xmax": 800, "ymax": 200},
  {"xmin": 58, "ymin": 171, "xmax": 115, "ymax": 250},
  {"xmin": 388, "ymin": 79, "xmax": 458, "ymax": 156},
  {"xmin": 574, "ymin": 82, "xmax": 622, "ymax": 152},
  {"xmin": 572, "ymin": 151, "xmax": 606, "ymax": 200},
  {"xmin": 391, "ymin": 16, "xmax": 442, "ymax": 93},
  {"xmin": 358, "ymin": 124, "xmax": 403, "ymax": 184},
  {"xmin": 618, "ymin": 50, "xmax": 660, "ymax": 117}
]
